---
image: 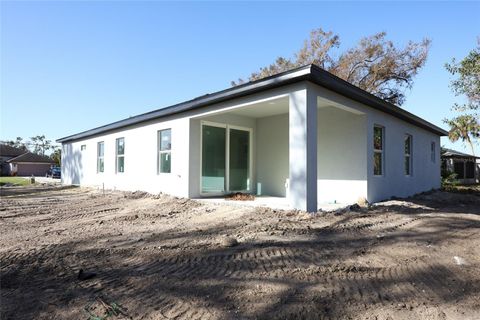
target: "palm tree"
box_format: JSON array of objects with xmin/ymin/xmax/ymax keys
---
[{"xmin": 444, "ymin": 115, "xmax": 479, "ymax": 156}]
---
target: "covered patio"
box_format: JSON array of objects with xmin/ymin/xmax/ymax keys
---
[{"xmin": 188, "ymin": 82, "xmax": 368, "ymax": 211}]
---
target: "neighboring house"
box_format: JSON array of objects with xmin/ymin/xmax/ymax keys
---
[
  {"xmin": 57, "ymin": 65, "xmax": 447, "ymax": 211},
  {"xmin": 441, "ymin": 148, "xmax": 479, "ymax": 184},
  {"xmin": 0, "ymin": 144, "xmax": 55, "ymax": 176},
  {"xmin": 0, "ymin": 144, "xmax": 26, "ymax": 175}
]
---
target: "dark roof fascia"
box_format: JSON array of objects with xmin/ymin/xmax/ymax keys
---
[
  {"xmin": 308, "ymin": 64, "xmax": 448, "ymax": 136},
  {"xmin": 56, "ymin": 66, "xmax": 312, "ymax": 143},
  {"xmin": 57, "ymin": 65, "xmax": 447, "ymax": 143}
]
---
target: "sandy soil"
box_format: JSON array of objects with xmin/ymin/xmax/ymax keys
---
[{"xmin": 1, "ymin": 184, "xmax": 479, "ymax": 320}]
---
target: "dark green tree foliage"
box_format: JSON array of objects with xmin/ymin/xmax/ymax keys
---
[
  {"xmin": 443, "ymin": 39, "xmax": 480, "ymax": 155},
  {"xmin": 30, "ymin": 135, "xmax": 52, "ymax": 156},
  {"xmin": 4, "ymin": 137, "xmax": 28, "ymax": 151},
  {"xmin": 50, "ymin": 147, "xmax": 61, "ymax": 166},
  {"xmin": 2, "ymin": 135, "xmax": 59, "ymax": 158},
  {"xmin": 232, "ymin": 28, "xmax": 431, "ymax": 106}
]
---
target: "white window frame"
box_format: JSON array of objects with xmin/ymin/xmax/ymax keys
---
[
  {"xmin": 404, "ymin": 134, "xmax": 412, "ymax": 176},
  {"xmin": 97, "ymin": 141, "xmax": 104, "ymax": 173},
  {"xmin": 199, "ymin": 120, "xmax": 253, "ymax": 195},
  {"xmin": 373, "ymin": 125, "xmax": 384, "ymax": 176},
  {"xmin": 158, "ymin": 129, "xmax": 172, "ymax": 174},
  {"xmin": 116, "ymin": 137, "xmax": 125, "ymax": 174}
]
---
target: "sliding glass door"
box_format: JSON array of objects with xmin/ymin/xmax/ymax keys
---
[
  {"xmin": 202, "ymin": 125, "xmax": 226, "ymax": 193},
  {"xmin": 201, "ymin": 123, "xmax": 251, "ymax": 194},
  {"xmin": 229, "ymin": 129, "xmax": 250, "ymax": 191}
]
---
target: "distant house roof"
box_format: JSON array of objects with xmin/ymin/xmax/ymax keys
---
[
  {"xmin": 57, "ymin": 64, "xmax": 448, "ymax": 143},
  {"xmin": 6, "ymin": 152, "xmax": 55, "ymax": 164},
  {"xmin": 0, "ymin": 144, "xmax": 27, "ymax": 157},
  {"xmin": 442, "ymin": 148, "xmax": 479, "ymax": 159}
]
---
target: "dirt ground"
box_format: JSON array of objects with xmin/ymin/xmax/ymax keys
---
[{"xmin": 1, "ymin": 184, "xmax": 479, "ymax": 320}]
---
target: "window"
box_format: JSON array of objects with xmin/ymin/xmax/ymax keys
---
[
  {"xmin": 373, "ymin": 126, "xmax": 384, "ymax": 175},
  {"xmin": 430, "ymin": 142, "xmax": 436, "ymax": 162},
  {"xmin": 116, "ymin": 138, "xmax": 125, "ymax": 173},
  {"xmin": 404, "ymin": 134, "xmax": 412, "ymax": 176},
  {"xmin": 81, "ymin": 145, "xmax": 86, "ymax": 151},
  {"xmin": 158, "ymin": 129, "xmax": 171, "ymax": 173},
  {"xmin": 97, "ymin": 142, "xmax": 104, "ymax": 173}
]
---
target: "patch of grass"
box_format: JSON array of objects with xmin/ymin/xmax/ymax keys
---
[
  {"xmin": 0, "ymin": 177, "xmax": 32, "ymax": 186},
  {"xmin": 444, "ymin": 183, "xmax": 480, "ymax": 194}
]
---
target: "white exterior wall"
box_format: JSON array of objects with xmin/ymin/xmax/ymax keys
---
[
  {"xmin": 311, "ymin": 83, "xmax": 441, "ymax": 203},
  {"xmin": 61, "ymin": 80, "xmax": 442, "ymax": 208},
  {"xmin": 62, "ymin": 117, "xmax": 190, "ymax": 197},
  {"xmin": 366, "ymin": 110, "xmax": 440, "ymax": 202},
  {"xmin": 61, "ymin": 84, "xmax": 301, "ymax": 198},
  {"xmin": 317, "ymin": 106, "xmax": 367, "ymax": 204},
  {"xmin": 256, "ymin": 114, "xmax": 289, "ymax": 197},
  {"xmin": 288, "ymin": 85, "xmax": 318, "ymax": 212},
  {"xmin": 255, "ymin": 106, "xmax": 368, "ymax": 205}
]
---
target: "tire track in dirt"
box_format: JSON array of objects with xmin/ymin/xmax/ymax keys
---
[
  {"xmin": 43, "ymin": 240, "xmax": 476, "ymax": 320},
  {"xmin": 0, "ymin": 198, "xmax": 118, "ymax": 221},
  {"xmin": 2, "ymin": 187, "xmax": 479, "ymax": 319},
  {"xmin": 3, "ymin": 223, "xmax": 475, "ymax": 318},
  {"xmin": 3, "ymin": 246, "xmax": 477, "ymax": 320},
  {"xmin": 327, "ymin": 213, "xmax": 424, "ymax": 235}
]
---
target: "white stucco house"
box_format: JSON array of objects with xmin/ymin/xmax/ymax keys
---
[{"xmin": 57, "ymin": 65, "xmax": 447, "ymax": 212}]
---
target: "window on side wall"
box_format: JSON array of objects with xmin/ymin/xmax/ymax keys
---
[
  {"xmin": 81, "ymin": 145, "xmax": 86, "ymax": 151},
  {"xmin": 158, "ymin": 129, "xmax": 171, "ymax": 173},
  {"xmin": 404, "ymin": 134, "xmax": 412, "ymax": 176},
  {"xmin": 373, "ymin": 126, "xmax": 384, "ymax": 176},
  {"xmin": 116, "ymin": 137, "xmax": 125, "ymax": 173},
  {"xmin": 431, "ymin": 142, "xmax": 436, "ymax": 162},
  {"xmin": 97, "ymin": 142, "xmax": 104, "ymax": 173}
]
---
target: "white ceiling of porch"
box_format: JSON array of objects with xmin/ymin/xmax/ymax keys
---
[
  {"xmin": 213, "ymin": 95, "xmax": 355, "ymax": 119},
  {"xmin": 229, "ymin": 97, "xmax": 289, "ymax": 118}
]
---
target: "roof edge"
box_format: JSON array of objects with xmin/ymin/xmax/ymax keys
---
[
  {"xmin": 308, "ymin": 64, "xmax": 448, "ymax": 136},
  {"xmin": 57, "ymin": 64, "xmax": 448, "ymax": 143},
  {"xmin": 3, "ymin": 151, "xmax": 29, "ymax": 162},
  {"xmin": 57, "ymin": 65, "xmax": 312, "ymax": 143},
  {"xmin": 442, "ymin": 148, "xmax": 480, "ymax": 159},
  {"xmin": 6, "ymin": 152, "xmax": 55, "ymax": 163}
]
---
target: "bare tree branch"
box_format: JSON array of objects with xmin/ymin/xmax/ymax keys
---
[{"xmin": 233, "ymin": 29, "xmax": 431, "ymax": 106}]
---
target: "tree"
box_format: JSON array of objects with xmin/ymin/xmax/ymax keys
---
[
  {"xmin": 2, "ymin": 135, "xmax": 60, "ymax": 157},
  {"xmin": 50, "ymin": 147, "xmax": 61, "ymax": 166},
  {"xmin": 444, "ymin": 115, "xmax": 479, "ymax": 156},
  {"xmin": 30, "ymin": 135, "xmax": 52, "ymax": 156},
  {"xmin": 4, "ymin": 137, "xmax": 28, "ymax": 151},
  {"xmin": 443, "ymin": 39, "xmax": 480, "ymax": 156},
  {"xmin": 232, "ymin": 28, "xmax": 431, "ymax": 106}
]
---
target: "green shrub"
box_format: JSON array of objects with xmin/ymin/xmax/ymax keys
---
[{"xmin": 441, "ymin": 170, "xmax": 459, "ymax": 189}]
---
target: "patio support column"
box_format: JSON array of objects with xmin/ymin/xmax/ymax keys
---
[{"xmin": 289, "ymin": 85, "xmax": 317, "ymax": 212}]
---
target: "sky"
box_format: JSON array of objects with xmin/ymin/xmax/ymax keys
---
[{"xmin": 1, "ymin": 1, "xmax": 479, "ymax": 154}]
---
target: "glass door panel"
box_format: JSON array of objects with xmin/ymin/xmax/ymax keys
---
[
  {"xmin": 229, "ymin": 129, "xmax": 250, "ymax": 191},
  {"xmin": 202, "ymin": 125, "xmax": 226, "ymax": 193}
]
